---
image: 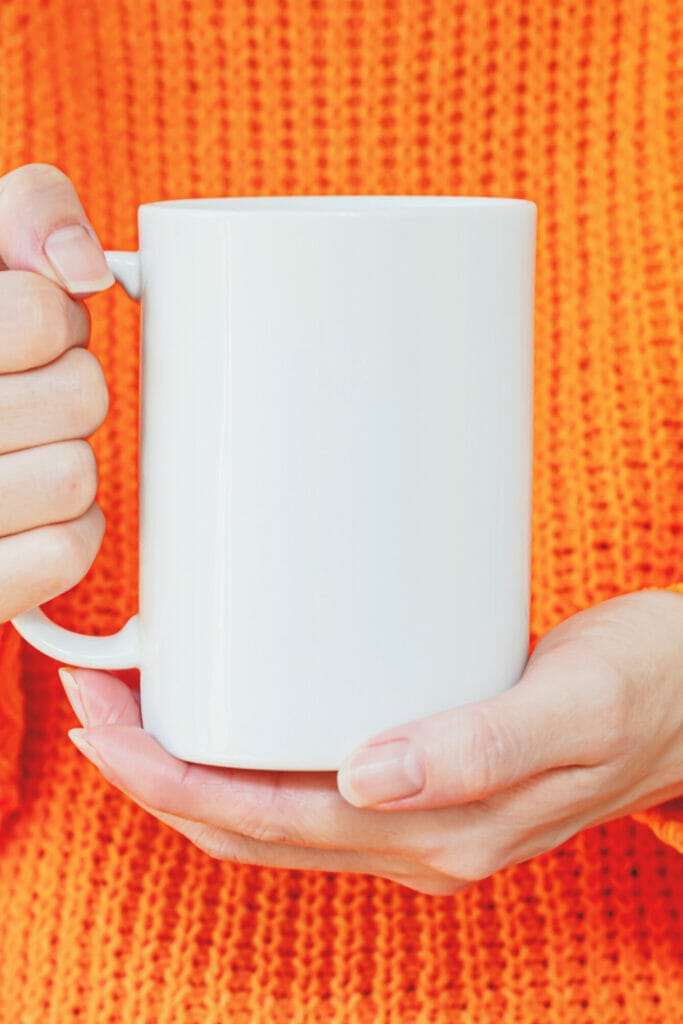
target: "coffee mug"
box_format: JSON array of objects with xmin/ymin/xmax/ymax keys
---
[{"xmin": 12, "ymin": 196, "xmax": 536, "ymax": 770}]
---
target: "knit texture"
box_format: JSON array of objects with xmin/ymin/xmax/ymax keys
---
[{"xmin": 0, "ymin": 0, "xmax": 682, "ymax": 1020}]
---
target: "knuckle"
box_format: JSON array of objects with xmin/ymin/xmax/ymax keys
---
[
  {"xmin": 42, "ymin": 514, "xmax": 99, "ymax": 594},
  {"xmin": 256, "ymin": 824, "xmax": 293, "ymax": 845},
  {"xmin": 424, "ymin": 835, "xmax": 505, "ymax": 883},
  {"xmin": 58, "ymin": 348, "xmax": 110, "ymax": 435},
  {"xmin": 189, "ymin": 826, "xmax": 237, "ymax": 862},
  {"xmin": 232, "ymin": 808, "xmax": 293, "ymax": 846},
  {"xmin": 456, "ymin": 705, "xmax": 518, "ymax": 800},
  {"xmin": 544, "ymin": 640, "xmax": 631, "ymax": 761},
  {"xmin": 399, "ymin": 875, "xmax": 470, "ymax": 897},
  {"xmin": 18, "ymin": 162, "xmax": 71, "ymax": 189},
  {"xmin": 52, "ymin": 440, "xmax": 99, "ymax": 518},
  {"xmin": 399, "ymin": 825, "xmax": 449, "ymax": 865},
  {"xmin": 32, "ymin": 281, "xmax": 74, "ymax": 357},
  {"xmin": 191, "ymin": 829, "xmax": 263, "ymax": 868},
  {"xmin": 169, "ymin": 763, "xmax": 297, "ymax": 847},
  {"xmin": 237, "ymin": 775, "xmax": 301, "ymax": 844},
  {"xmin": 231, "ymin": 781, "xmax": 312, "ymax": 846},
  {"xmin": 1, "ymin": 162, "xmax": 71, "ymax": 200},
  {"xmin": 585, "ymin": 663, "xmax": 631, "ymax": 760}
]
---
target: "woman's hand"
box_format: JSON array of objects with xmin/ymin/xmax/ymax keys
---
[
  {"xmin": 61, "ymin": 589, "xmax": 683, "ymax": 895},
  {"xmin": 0, "ymin": 163, "xmax": 112, "ymax": 622}
]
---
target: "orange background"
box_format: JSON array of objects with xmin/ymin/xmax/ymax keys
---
[{"xmin": 0, "ymin": 0, "xmax": 682, "ymax": 1020}]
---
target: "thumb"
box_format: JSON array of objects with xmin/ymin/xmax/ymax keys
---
[
  {"xmin": 0, "ymin": 163, "xmax": 114, "ymax": 296},
  {"xmin": 336, "ymin": 659, "xmax": 593, "ymax": 811}
]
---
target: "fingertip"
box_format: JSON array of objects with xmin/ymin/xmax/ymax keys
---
[
  {"xmin": 62, "ymin": 667, "xmax": 142, "ymax": 727},
  {"xmin": 68, "ymin": 727, "xmax": 108, "ymax": 773},
  {"xmin": 336, "ymin": 739, "xmax": 426, "ymax": 809},
  {"xmin": 72, "ymin": 724, "xmax": 173, "ymax": 803},
  {"xmin": 65, "ymin": 273, "xmax": 116, "ymax": 300},
  {"xmin": 336, "ymin": 767, "xmax": 366, "ymax": 808},
  {"xmin": 43, "ymin": 224, "xmax": 115, "ymax": 297},
  {"xmin": 59, "ymin": 666, "xmax": 87, "ymax": 726}
]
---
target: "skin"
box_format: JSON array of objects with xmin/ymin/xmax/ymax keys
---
[
  {"xmin": 3, "ymin": 164, "xmax": 683, "ymax": 896},
  {"xmin": 0, "ymin": 163, "xmax": 110, "ymax": 622}
]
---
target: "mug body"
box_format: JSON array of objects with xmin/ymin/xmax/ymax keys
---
[{"xmin": 136, "ymin": 196, "xmax": 536, "ymax": 769}]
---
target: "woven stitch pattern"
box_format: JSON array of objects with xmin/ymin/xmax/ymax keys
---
[{"xmin": 0, "ymin": 0, "xmax": 682, "ymax": 1020}]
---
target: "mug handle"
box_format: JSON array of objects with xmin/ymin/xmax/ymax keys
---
[{"xmin": 10, "ymin": 251, "xmax": 143, "ymax": 669}]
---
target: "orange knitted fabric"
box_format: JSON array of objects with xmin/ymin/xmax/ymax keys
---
[{"xmin": 1, "ymin": 0, "xmax": 682, "ymax": 1020}]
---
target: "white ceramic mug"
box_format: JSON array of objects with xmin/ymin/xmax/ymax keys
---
[{"xmin": 12, "ymin": 196, "xmax": 536, "ymax": 770}]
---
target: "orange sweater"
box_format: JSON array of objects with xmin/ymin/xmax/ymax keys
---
[{"xmin": 1, "ymin": 0, "xmax": 682, "ymax": 1020}]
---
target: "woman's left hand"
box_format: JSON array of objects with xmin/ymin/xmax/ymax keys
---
[{"xmin": 60, "ymin": 589, "xmax": 683, "ymax": 895}]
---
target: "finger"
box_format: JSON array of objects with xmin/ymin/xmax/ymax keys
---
[
  {"xmin": 118, "ymin": 796, "xmax": 416, "ymax": 881},
  {"xmin": 59, "ymin": 670, "xmax": 440, "ymax": 856},
  {"xmin": 0, "ymin": 440, "xmax": 98, "ymax": 536},
  {"xmin": 60, "ymin": 698, "xmax": 582, "ymax": 895},
  {"xmin": 336, "ymin": 649, "xmax": 609, "ymax": 811},
  {"xmin": 58, "ymin": 673, "xmax": 628, "ymax": 891},
  {"xmin": 60, "ymin": 675, "xmax": 423, "ymax": 879},
  {"xmin": 61, "ymin": 670, "xmax": 435, "ymax": 880},
  {"xmin": 59, "ymin": 665, "xmax": 141, "ymax": 729},
  {"xmin": 0, "ymin": 502, "xmax": 105, "ymax": 621},
  {"xmin": 0, "ymin": 163, "xmax": 114, "ymax": 296},
  {"xmin": 64, "ymin": 722, "xmax": 409, "ymax": 854},
  {"xmin": 0, "ymin": 272, "xmax": 91, "ymax": 372},
  {"xmin": 0, "ymin": 347, "xmax": 109, "ymax": 454}
]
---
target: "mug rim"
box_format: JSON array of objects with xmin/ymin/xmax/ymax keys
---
[{"xmin": 140, "ymin": 195, "xmax": 536, "ymax": 215}]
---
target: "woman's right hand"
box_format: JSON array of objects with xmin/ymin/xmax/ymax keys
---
[{"xmin": 0, "ymin": 163, "xmax": 114, "ymax": 622}]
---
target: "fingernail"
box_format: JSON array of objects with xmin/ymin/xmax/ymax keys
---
[
  {"xmin": 59, "ymin": 668, "xmax": 88, "ymax": 726},
  {"xmin": 337, "ymin": 738, "xmax": 426, "ymax": 807},
  {"xmin": 43, "ymin": 224, "xmax": 115, "ymax": 294},
  {"xmin": 68, "ymin": 728, "xmax": 108, "ymax": 773}
]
